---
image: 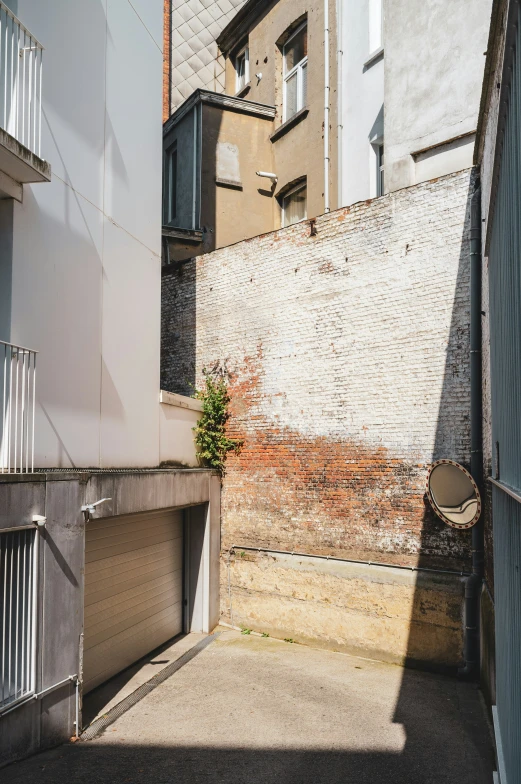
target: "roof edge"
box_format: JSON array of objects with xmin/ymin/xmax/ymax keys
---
[{"xmin": 217, "ymin": 0, "xmax": 274, "ymax": 55}]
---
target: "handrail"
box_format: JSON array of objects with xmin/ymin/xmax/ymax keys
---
[
  {"xmin": 0, "ymin": 1, "xmax": 43, "ymax": 49},
  {"xmin": 1, "ymin": 340, "xmax": 37, "ymax": 473},
  {"xmin": 0, "ymin": 4, "xmax": 44, "ymax": 157},
  {"xmin": 0, "ymin": 338, "xmax": 39, "ymax": 354},
  {"xmin": 488, "ymin": 476, "xmax": 521, "ymax": 505}
]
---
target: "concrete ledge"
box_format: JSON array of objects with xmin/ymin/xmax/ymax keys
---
[
  {"xmin": 0, "ymin": 126, "xmax": 51, "ymax": 185},
  {"xmin": 160, "ymin": 389, "xmax": 203, "ymax": 412}
]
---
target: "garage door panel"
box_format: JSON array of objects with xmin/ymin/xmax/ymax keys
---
[
  {"xmin": 83, "ymin": 510, "xmax": 184, "ymax": 694},
  {"xmin": 83, "ymin": 611, "xmax": 183, "ymax": 694},
  {"xmin": 85, "ymin": 537, "xmax": 183, "ymax": 577},
  {"xmin": 87, "ymin": 509, "xmax": 181, "ymax": 532},
  {"xmin": 83, "ymin": 605, "xmax": 183, "ymax": 693},
  {"xmin": 86, "ymin": 514, "xmax": 182, "ymax": 549},
  {"xmin": 85, "ymin": 525, "xmax": 181, "ymax": 565},
  {"xmin": 85, "ymin": 570, "xmax": 182, "ymax": 628},
  {"xmin": 85, "ymin": 586, "xmax": 182, "ymax": 649},
  {"xmin": 85, "ymin": 548, "xmax": 183, "ymax": 605}
]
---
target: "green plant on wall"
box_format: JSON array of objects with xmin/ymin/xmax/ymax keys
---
[{"xmin": 192, "ymin": 371, "xmax": 242, "ymax": 476}]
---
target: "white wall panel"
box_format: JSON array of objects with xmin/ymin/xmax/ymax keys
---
[
  {"xmin": 3, "ymin": 0, "xmax": 164, "ymax": 468},
  {"xmin": 105, "ymin": 0, "xmax": 163, "ymax": 255},
  {"xmin": 100, "ymin": 218, "xmax": 160, "ymax": 467},
  {"xmin": 11, "ymin": 177, "xmax": 103, "ymax": 468}
]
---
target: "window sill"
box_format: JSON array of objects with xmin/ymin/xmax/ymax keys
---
[
  {"xmin": 215, "ymin": 177, "xmax": 243, "ymax": 190},
  {"xmin": 363, "ymin": 46, "xmax": 384, "ymax": 70},
  {"xmin": 235, "ymin": 82, "xmax": 251, "ymax": 98},
  {"xmin": 270, "ymin": 107, "xmax": 309, "ymax": 142},
  {"xmin": 162, "ymin": 225, "xmax": 203, "ymax": 243}
]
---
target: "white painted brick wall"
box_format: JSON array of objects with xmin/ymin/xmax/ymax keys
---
[{"xmin": 162, "ymin": 169, "xmax": 475, "ymax": 564}]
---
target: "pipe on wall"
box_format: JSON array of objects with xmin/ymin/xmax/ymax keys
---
[
  {"xmin": 459, "ymin": 179, "xmax": 484, "ymax": 679},
  {"xmin": 336, "ymin": 0, "xmax": 343, "ymax": 208},
  {"xmin": 324, "ymin": 0, "xmax": 330, "ymax": 213}
]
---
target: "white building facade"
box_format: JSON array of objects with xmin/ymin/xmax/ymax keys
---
[
  {"xmin": 0, "ymin": 0, "xmax": 219, "ymax": 766},
  {"xmin": 338, "ymin": 0, "xmax": 491, "ymax": 207}
]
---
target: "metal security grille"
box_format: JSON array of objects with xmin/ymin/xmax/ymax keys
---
[
  {"xmin": 0, "ymin": 528, "xmax": 38, "ymax": 712},
  {"xmin": 488, "ymin": 3, "xmax": 521, "ymax": 782}
]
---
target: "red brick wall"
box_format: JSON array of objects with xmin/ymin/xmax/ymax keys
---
[{"xmin": 163, "ymin": 0, "xmax": 171, "ymax": 123}]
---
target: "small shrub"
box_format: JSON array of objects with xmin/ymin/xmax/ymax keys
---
[
  {"xmin": 241, "ymin": 628, "xmax": 252, "ymax": 635},
  {"xmin": 192, "ymin": 371, "xmax": 242, "ymax": 476}
]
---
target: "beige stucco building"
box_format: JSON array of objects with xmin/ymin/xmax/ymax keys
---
[
  {"xmin": 163, "ymin": 0, "xmax": 338, "ymax": 262},
  {"xmin": 163, "ymin": 0, "xmax": 491, "ymax": 263}
]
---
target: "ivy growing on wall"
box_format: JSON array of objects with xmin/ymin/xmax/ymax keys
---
[{"xmin": 192, "ymin": 371, "xmax": 242, "ymax": 476}]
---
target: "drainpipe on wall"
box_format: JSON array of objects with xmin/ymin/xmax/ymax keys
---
[
  {"xmin": 459, "ymin": 179, "xmax": 484, "ymax": 680},
  {"xmin": 336, "ymin": 0, "xmax": 343, "ymax": 208},
  {"xmin": 324, "ymin": 0, "xmax": 330, "ymax": 213}
]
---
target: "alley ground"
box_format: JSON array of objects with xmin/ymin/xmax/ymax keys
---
[{"xmin": 1, "ymin": 629, "xmax": 494, "ymax": 784}]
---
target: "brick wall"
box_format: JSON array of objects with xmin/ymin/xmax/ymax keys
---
[
  {"xmin": 162, "ymin": 170, "xmax": 475, "ymax": 571},
  {"xmin": 163, "ymin": 0, "xmax": 171, "ymax": 123}
]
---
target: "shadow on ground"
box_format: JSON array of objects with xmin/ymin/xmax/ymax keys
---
[{"xmin": 1, "ymin": 631, "xmax": 494, "ymax": 784}]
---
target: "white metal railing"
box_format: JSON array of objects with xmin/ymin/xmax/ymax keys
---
[
  {"xmin": 0, "ymin": 527, "xmax": 38, "ymax": 713},
  {"xmin": 0, "ymin": 2, "xmax": 43, "ymax": 157},
  {"xmin": 1, "ymin": 340, "xmax": 37, "ymax": 474}
]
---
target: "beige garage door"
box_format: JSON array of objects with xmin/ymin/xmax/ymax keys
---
[{"xmin": 83, "ymin": 509, "xmax": 183, "ymax": 694}]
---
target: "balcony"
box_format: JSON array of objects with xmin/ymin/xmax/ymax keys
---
[
  {"xmin": 1, "ymin": 340, "xmax": 37, "ymax": 474},
  {"xmin": 0, "ymin": 2, "xmax": 50, "ymax": 201}
]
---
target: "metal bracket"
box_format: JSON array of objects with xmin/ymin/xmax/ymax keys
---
[{"xmin": 81, "ymin": 498, "xmax": 112, "ymax": 522}]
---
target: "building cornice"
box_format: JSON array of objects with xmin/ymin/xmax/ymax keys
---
[
  {"xmin": 217, "ymin": 0, "xmax": 274, "ymax": 55},
  {"xmin": 164, "ymin": 89, "xmax": 275, "ymax": 135}
]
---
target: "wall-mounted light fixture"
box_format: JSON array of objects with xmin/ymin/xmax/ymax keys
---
[{"xmin": 256, "ymin": 170, "xmax": 278, "ymax": 185}]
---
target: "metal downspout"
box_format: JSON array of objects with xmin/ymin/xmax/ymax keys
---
[
  {"xmin": 324, "ymin": 0, "xmax": 330, "ymax": 213},
  {"xmin": 459, "ymin": 179, "xmax": 484, "ymax": 679}
]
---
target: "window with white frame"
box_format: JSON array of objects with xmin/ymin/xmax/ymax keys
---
[
  {"xmin": 377, "ymin": 143, "xmax": 384, "ymax": 196},
  {"xmin": 235, "ymin": 45, "xmax": 249, "ymax": 93},
  {"xmin": 282, "ymin": 181, "xmax": 307, "ymax": 227},
  {"xmin": 283, "ymin": 23, "xmax": 307, "ymax": 121},
  {"xmin": 0, "ymin": 528, "xmax": 38, "ymax": 713}
]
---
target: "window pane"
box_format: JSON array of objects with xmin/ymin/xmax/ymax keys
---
[
  {"xmin": 236, "ymin": 53, "xmax": 245, "ymax": 90},
  {"xmin": 285, "ymin": 71, "xmax": 298, "ymax": 120},
  {"xmin": 164, "ymin": 143, "xmax": 177, "ymax": 224},
  {"xmin": 284, "ymin": 25, "xmax": 307, "ymax": 72},
  {"xmin": 284, "ymin": 185, "xmax": 307, "ymax": 226},
  {"xmin": 301, "ymin": 62, "xmax": 307, "ymax": 109}
]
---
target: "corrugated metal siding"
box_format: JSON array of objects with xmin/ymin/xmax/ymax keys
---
[{"xmin": 488, "ymin": 5, "xmax": 521, "ymax": 781}]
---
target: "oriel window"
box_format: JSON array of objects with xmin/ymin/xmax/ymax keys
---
[{"xmin": 164, "ymin": 141, "xmax": 177, "ymax": 225}]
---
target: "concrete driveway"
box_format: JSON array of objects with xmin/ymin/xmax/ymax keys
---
[{"xmin": 2, "ymin": 629, "xmax": 494, "ymax": 783}]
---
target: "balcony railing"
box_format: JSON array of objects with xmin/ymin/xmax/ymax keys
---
[
  {"xmin": 1, "ymin": 340, "xmax": 37, "ymax": 474},
  {"xmin": 0, "ymin": 2, "xmax": 43, "ymax": 158}
]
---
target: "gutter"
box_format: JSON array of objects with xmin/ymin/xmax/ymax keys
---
[{"xmin": 458, "ymin": 179, "xmax": 485, "ymax": 679}]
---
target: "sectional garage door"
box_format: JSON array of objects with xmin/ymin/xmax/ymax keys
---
[{"xmin": 83, "ymin": 509, "xmax": 183, "ymax": 694}]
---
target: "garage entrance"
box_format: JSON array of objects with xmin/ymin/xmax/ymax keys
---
[{"xmin": 83, "ymin": 508, "xmax": 185, "ymax": 694}]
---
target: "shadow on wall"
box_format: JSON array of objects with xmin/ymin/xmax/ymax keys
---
[
  {"xmin": 161, "ymin": 105, "xmax": 222, "ymax": 395},
  {"xmin": 392, "ymin": 175, "xmax": 478, "ymax": 748}
]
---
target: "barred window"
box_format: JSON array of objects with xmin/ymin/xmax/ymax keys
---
[{"xmin": 0, "ymin": 528, "xmax": 38, "ymax": 712}]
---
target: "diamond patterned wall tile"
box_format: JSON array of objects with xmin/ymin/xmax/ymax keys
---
[{"xmin": 170, "ymin": 0, "xmax": 247, "ymax": 111}]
